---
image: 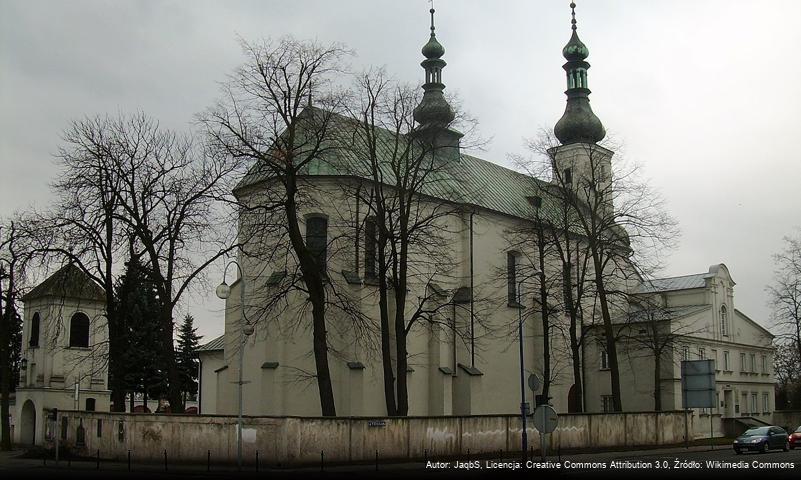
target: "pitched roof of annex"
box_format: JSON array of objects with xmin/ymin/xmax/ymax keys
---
[
  {"xmin": 22, "ymin": 263, "xmax": 105, "ymax": 302},
  {"xmin": 198, "ymin": 334, "xmax": 225, "ymax": 352}
]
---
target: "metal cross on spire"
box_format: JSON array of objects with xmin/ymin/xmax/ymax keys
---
[
  {"xmin": 570, "ymin": 2, "xmax": 577, "ymax": 31},
  {"xmin": 429, "ymin": 0, "xmax": 436, "ymax": 34}
]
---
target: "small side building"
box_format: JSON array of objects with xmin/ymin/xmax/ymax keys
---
[
  {"xmin": 584, "ymin": 264, "xmax": 775, "ymax": 434},
  {"xmin": 197, "ymin": 334, "xmax": 225, "ymax": 415},
  {"xmin": 14, "ymin": 264, "xmax": 110, "ymax": 445}
]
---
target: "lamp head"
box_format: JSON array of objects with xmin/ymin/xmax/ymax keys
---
[
  {"xmin": 20, "ymin": 358, "xmax": 27, "ymax": 370},
  {"xmin": 242, "ymin": 323, "xmax": 255, "ymax": 336},
  {"xmin": 215, "ymin": 281, "xmax": 231, "ymax": 300}
]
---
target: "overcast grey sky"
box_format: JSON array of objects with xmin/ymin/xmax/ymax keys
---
[{"xmin": 2, "ymin": 0, "xmax": 799, "ymax": 341}]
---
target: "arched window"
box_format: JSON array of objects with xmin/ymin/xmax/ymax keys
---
[
  {"xmin": 720, "ymin": 305, "xmax": 728, "ymax": 337},
  {"xmin": 29, "ymin": 313, "xmax": 40, "ymax": 348},
  {"xmin": 69, "ymin": 312, "xmax": 90, "ymax": 348},
  {"xmin": 306, "ymin": 215, "xmax": 328, "ymax": 272}
]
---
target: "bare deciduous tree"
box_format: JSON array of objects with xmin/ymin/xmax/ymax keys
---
[
  {"xmin": 339, "ymin": 69, "xmax": 485, "ymax": 415},
  {"xmin": 0, "ymin": 219, "xmax": 31, "ymax": 449},
  {"xmin": 109, "ymin": 114, "xmax": 239, "ymax": 413},
  {"xmin": 617, "ymin": 294, "xmax": 705, "ymax": 411},
  {"xmin": 200, "ymin": 37, "xmax": 351, "ymax": 416},
  {"xmin": 768, "ymin": 231, "xmax": 801, "ymax": 409},
  {"xmin": 513, "ymin": 130, "xmax": 678, "ymax": 412}
]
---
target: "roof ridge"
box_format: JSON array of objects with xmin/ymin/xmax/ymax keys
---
[{"xmin": 648, "ymin": 272, "xmax": 707, "ymax": 282}]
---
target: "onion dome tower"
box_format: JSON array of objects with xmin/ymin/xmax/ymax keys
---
[
  {"xmin": 413, "ymin": 7, "xmax": 462, "ymax": 159},
  {"xmin": 553, "ymin": 2, "xmax": 606, "ymax": 145}
]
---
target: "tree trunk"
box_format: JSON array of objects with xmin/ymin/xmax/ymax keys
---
[
  {"xmin": 0, "ymin": 334, "xmax": 11, "ymax": 450},
  {"xmin": 377, "ymin": 242, "xmax": 397, "ymax": 416},
  {"xmin": 103, "ymin": 210, "xmax": 127, "ymax": 412},
  {"xmin": 537, "ymin": 229, "xmax": 550, "ymax": 404},
  {"xmin": 1, "ymin": 283, "xmax": 14, "ymax": 450},
  {"xmin": 284, "ymin": 180, "xmax": 336, "ymax": 416},
  {"xmin": 309, "ymin": 293, "xmax": 336, "ymax": 416},
  {"xmin": 394, "ymin": 240, "xmax": 410, "ymax": 416},
  {"xmin": 393, "ymin": 271, "xmax": 409, "ymax": 415},
  {"xmin": 570, "ymin": 341, "xmax": 583, "ymax": 413},
  {"xmin": 564, "ymin": 261, "xmax": 583, "ymax": 412},
  {"xmin": 161, "ymin": 304, "xmax": 184, "ymax": 414},
  {"xmin": 654, "ymin": 352, "xmax": 662, "ymax": 412},
  {"xmin": 593, "ymin": 254, "xmax": 622, "ymax": 412}
]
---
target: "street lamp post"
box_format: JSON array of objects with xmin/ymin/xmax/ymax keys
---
[
  {"xmin": 516, "ymin": 277, "xmax": 528, "ymax": 461},
  {"xmin": 516, "ymin": 268, "xmax": 541, "ymax": 462},
  {"xmin": 216, "ymin": 259, "xmax": 253, "ymax": 471}
]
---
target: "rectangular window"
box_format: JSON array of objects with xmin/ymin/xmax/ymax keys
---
[
  {"xmin": 763, "ymin": 393, "xmax": 769, "ymax": 413},
  {"xmin": 564, "ymin": 168, "xmax": 573, "ymax": 184},
  {"xmin": 761, "ymin": 355, "xmax": 767, "ymax": 374},
  {"xmin": 698, "ymin": 347, "xmax": 705, "ymax": 359},
  {"xmin": 711, "ymin": 349, "xmax": 718, "ymax": 370},
  {"xmin": 306, "ymin": 216, "xmax": 328, "ymax": 272},
  {"xmin": 751, "ymin": 393, "xmax": 757, "ymax": 414},
  {"xmin": 602, "ymin": 395, "xmax": 614, "ymax": 413},
  {"xmin": 507, "ymin": 252, "xmax": 518, "ymax": 306},
  {"xmin": 364, "ymin": 218, "xmax": 377, "ymax": 279},
  {"xmin": 740, "ymin": 353, "xmax": 746, "ymax": 372},
  {"xmin": 682, "ymin": 346, "xmax": 689, "ymax": 361},
  {"xmin": 741, "ymin": 393, "xmax": 748, "ymax": 415},
  {"xmin": 750, "ymin": 354, "xmax": 756, "ymax": 373},
  {"xmin": 97, "ymin": 419, "xmax": 102, "ymax": 438},
  {"xmin": 723, "ymin": 351, "xmax": 730, "ymax": 370}
]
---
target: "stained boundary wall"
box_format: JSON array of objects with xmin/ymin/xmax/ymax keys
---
[{"xmin": 47, "ymin": 410, "xmax": 707, "ymax": 466}]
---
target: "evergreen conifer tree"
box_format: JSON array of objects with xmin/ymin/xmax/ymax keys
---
[{"xmin": 176, "ymin": 314, "xmax": 201, "ymax": 404}]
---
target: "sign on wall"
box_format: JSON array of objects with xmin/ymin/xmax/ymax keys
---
[{"xmin": 681, "ymin": 359, "xmax": 716, "ymax": 409}]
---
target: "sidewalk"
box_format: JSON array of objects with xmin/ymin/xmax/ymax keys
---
[{"xmin": 0, "ymin": 444, "xmax": 730, "ymax": 478}]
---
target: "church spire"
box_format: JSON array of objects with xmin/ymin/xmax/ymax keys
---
[
  {"xmin": 554, "ymin": 2, "xmax": 606, "ymax": 145},
  {"xmin": 413, "ymin": 6, "xmax": 455, "ymax": 129}
]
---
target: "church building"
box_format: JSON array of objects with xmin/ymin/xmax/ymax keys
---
[{"xmin": 198, "ymin": 4, "xmax": 739, "ymax": 418}]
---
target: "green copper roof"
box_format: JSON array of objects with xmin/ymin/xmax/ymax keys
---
[
  {"xmin": 562, "ymin": 30, "xmax": 589, "ymax": 61},
  {"xmin": 422, "ymin": 7, "xmax": 445, "ymax": 59},
  {"xmin": 554, "ymin": 2, "xmax": 605, "ymax": 145},
  {"xmin": 554, "ymin": 93, "xmax": 606, "ymax": 145},
  {"xmin": 422, "ymin": 36, "xmax": 445, "ymax": 59},
  {"xmin": 236, "ymin": 107, "xmax": 567, "ymax": 226}
]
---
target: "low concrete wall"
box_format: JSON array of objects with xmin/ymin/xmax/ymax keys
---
[
  {"xmin": 53, "ymin": 411, "xmax": 695, "ymax": 466},
  {"xmin": 773, "ymin": 411, "xmax": 801, "ymax": 431}
]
